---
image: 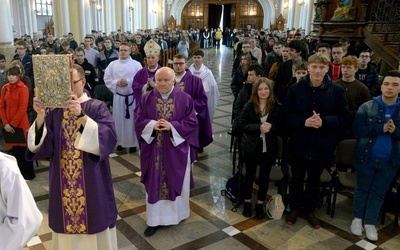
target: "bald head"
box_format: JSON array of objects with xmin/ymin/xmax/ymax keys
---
[{"xmin": 155, "ymin": 67, "xmax": 175, "ymax": 94}]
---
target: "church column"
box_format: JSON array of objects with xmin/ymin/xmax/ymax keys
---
[
  {"xmin": 110, "ymin": 0, "xmax": 116, "ymax": 31},
  {"xmin": 104, "ymin": 0, "xmax": 111, "ymax": 34},
  {"xmin": 292, "ymin": 1, "xmax": 313, "ymax": 35},
  {"xmin": 147, "ymin": 0, "xmax": 155, "ymax": 29},
  {"xmin": 91, "ymin": 2, "xmax": 97, "ymax": 31},
  {"xmin": 104, "ymin": 0, "xmax": 116, "ymax": 33},
  {"xmin": 86, "ymin": 1, "xmax": 93, "ymax": 35},
  {"xmin": 303, "ymin": 1, "xmax": 313, "ymax": 35},
  {"xmin": 150, "ymin": 0, "xmax": 162, "ymax": 29},
  {"xmin": 25, "ymin": 0, "xmax": 34, "ymax": 36},
  {"xmin": 162, "ymin": 0, "xmax": 166, "ymax": 29},
  {"xmin": 298, "ymin": 4, "xmax": 306, "ymax": 32},
  {"xmin": 0, "ymin": 0, "xmax": 16, "ymax": 65},
  {"xmin": 60, "ymin": 0, "xmax": 70, "ymax": 35},
  {"xmin": 141, "ymin": 0, "xmax": 147, "ymax": 29},
  {"xmin": 100, "ymin": 3, "xmax": 105, "ymax": 32},
  {"xmin": 121, "ymin": 0, "xmax": 129, "ymax": 32},
  {"xmin": 286, "ymin": 0, "xmax": 295, "ymax": 30},
  {"xmin": 78, "ymin": 0, "xmax": 87, "ymax": 40},
  {"xmin": 22, "ymin": 0, "xmax": 32, "ymax": 36},
  {"xmin": 30, "ymin": 0, "xmax": 38, "ymax": 37},
  {"xmin": 146, "ymin": 0, "xmax": 151, "ymax": 29},
  {"xmin": 134, "ymin": 0, "xmax": 141, "ymax": 31},
  {"xmin": 96, "ymin": 0, "xmax": 104, "ymax": 32}
]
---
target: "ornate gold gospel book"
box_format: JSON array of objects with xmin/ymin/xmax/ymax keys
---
[{"xmin": 33, "ymin": 54, "xmax": 73, "ymax": 107}]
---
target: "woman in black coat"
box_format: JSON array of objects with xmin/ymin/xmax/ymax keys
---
[
  {"xmin": 230, "ymin": 53, "xmax": 251, "ymax": 98},
  {"xmin": 238, "ymin": 77, "xmax": 281, "ymax": 219}
]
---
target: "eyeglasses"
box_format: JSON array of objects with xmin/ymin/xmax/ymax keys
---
[
  {"xmin": 73, "ymin": 78, "xmax": 84, "ymax": 84},
  {"xmin": 173, "ymin": 62, "xmax": 185, "ymax": 66}
]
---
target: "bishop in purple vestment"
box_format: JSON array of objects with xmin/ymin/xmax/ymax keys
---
[
  {"xmin": 26, "ymin": 65, "xmax": 118, "ymax": 246},
  {"xmin": 134, "ymin": 67, "xmax": 199, "ymax": 237},
  {"xmin": 132, "ymin": 65, "xmax": 162, "ymax": 101},
  {"xmin": 132, "ymin": 39, "xmax": 162, "ymax": 102}
]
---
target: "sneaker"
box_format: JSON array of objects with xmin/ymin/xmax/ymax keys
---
[
  {"xmin": 255, "ymin": 203, "xmax": 265, "ymax": 219},
  {"xmin": 242, "ymin": 202, "xmax": 252, "ymax": 217},
  {"xmin": 350, "ymin": 218, "xmax": 363, "ymax": 236},
  {"xmin": 286, "ymin": 209, "xmax": 298, "ymax": 225},
  {"xmin": 365, "ymin": 224, "xmax": 378, "ymax": 241},
  {"xmin": 306, "ymin": 212, "xmax": 321, "ymax": 229}
]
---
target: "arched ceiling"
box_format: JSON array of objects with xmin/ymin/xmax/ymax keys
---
[{"xmin": 170, "ymin": 0, "xmax": 276, "ymax": 29}]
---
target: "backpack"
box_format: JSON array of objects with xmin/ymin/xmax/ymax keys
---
[
  {"xmin": 266, "ymin": 194, "xmax": 285, "ymax": 219},
  {"xmin": 221, "ymin": 168, "xmax": 244, "ymax": 212}
]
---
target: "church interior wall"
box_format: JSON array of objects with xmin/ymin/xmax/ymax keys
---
[
  {"xmin": 115, "ymin": 0, "xmax": 123, "ymax": 32},
  {"xmin": 8, "ymin": 0, "xmax": 319, "ymax": 42}
]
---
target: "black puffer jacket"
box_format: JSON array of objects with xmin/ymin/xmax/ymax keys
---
[{"xmin": 238, "ymin": 99, "xmax": 281, "ymax": 155}]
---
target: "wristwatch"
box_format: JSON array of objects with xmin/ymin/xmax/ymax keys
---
[{"xmin": 76, "ymin": 109, "xmax": 86, "ymax": 118}]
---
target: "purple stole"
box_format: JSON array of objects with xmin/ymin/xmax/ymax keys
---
[
  {"xmin": 59, "ymin": 107, "xmax": 88, "ymax": 234},
  {"xmin": 154, "ymin": 97, "xmax": 174, "ymax": 200}
]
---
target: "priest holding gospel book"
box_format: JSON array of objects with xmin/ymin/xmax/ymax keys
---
[
  {"xmin": 0, "ymin": 65, "xmax": 35, "ymax": 180},
  {"xmin": 26, "ymin": 64, "xmax": 118, "ymax": 249}
]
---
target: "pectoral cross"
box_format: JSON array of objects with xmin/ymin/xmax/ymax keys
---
[{"xmin": 178, "ymin": 81, "xmax": 185, "ymax": 91}]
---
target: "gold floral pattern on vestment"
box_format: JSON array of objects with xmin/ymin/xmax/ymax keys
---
[
  {"xmin": 155, "ymin": 97, "xmax": 174, "ymax": 200},
  {"xmin": 60, "ymin": 110, "xmax": 88, "ymax": 233}
]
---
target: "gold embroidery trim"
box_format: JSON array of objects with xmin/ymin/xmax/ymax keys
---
[
  {"xmin": 155, "ymin": 97, "xmax": 174, "ymax": 200},
  {"xmin": 60, "ymin": 110, "xmax": 88, "ymax": 233}
]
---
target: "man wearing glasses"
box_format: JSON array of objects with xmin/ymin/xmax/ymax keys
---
[
  {"xmin": 356, "ymin": 50, "xmax": 380, "ymax": 97},
  {"xmin": 13, "ymin": 40, "xmax": 34, "ymax": 85},
  {"xmin": 27, "ymin": 64, "xmax": 118, "ymax": 249},
  {"xmin": 329, "ymin": 43, "xmax": 344, "ymax": 82},
  {"xmin": 172, "ymin": 54, "xmax": 212, "ymax": 153},
  {"xmin": 231, "ymin": 40, "xmax": 257, "ymax": 76}
]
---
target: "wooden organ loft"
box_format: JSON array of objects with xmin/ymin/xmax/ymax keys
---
[{"xmin": 311, "ymin": 0, "xmax": 400, "ymax": 70}]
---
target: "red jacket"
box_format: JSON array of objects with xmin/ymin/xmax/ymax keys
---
[{"xmin": 0, "ymin": 80, "xmax": 30, "ymax": 146}]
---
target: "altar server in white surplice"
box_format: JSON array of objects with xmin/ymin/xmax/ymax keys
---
[
  {"xmin": 0, "ymin": 152, "xmax": 42, "ymax": 250},
  {"xmin": 104, "ymin": 42, "xmax": 142, "ymax": 151},
  {"xmin": 189, "ymin": 50, "xmax": 220, "ymax": 122}
]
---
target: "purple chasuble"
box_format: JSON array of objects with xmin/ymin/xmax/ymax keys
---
[
  {"xmin": 134, "ymin": 86, "xmax": 199, "ymax": 204},
  {"xmin": 132, "ymin": 65, "xmax": 162, "ymax": 102},
  {"xmin": 26, "ymin": 99, "xmax": 118, "ymax": 234},
  {"xmin": 178, "ymin": 69, "xmax": 213, "ymax": 148}
]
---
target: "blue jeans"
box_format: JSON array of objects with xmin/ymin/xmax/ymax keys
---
[
  {"xmin": 203, "ymin": 39, "xmax": 209, "ymax": 48},
  {"xmin": 353, "ymin": 158, "xmax": 397, "ymax": 224}
]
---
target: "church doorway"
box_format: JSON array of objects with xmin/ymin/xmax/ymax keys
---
[
  {"xmin": 180, "ymin": 0, "xmax": 264, "ymax": 30},
  {"xmin": 208, "ymin": 4, "xmax": 232, "ymax": 30}
]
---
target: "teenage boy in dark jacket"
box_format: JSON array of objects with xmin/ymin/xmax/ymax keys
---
[{"xmin": 282, "ymin": 53, "xmax": 350, "ymax": 229}]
